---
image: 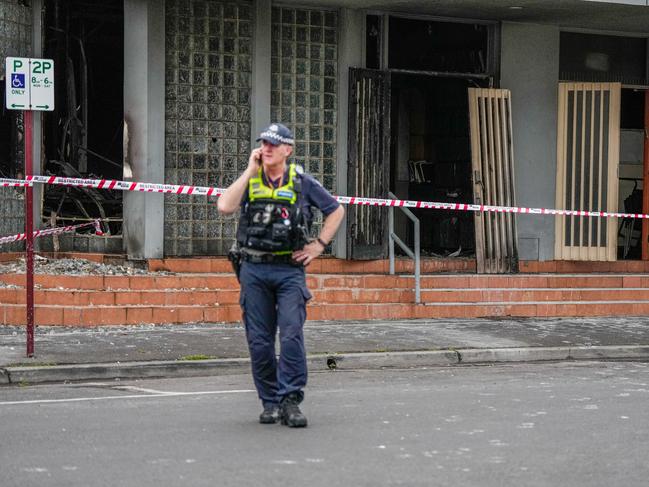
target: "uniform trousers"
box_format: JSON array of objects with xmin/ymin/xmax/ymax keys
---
[{"xmin": 239, "ymin": 261, "xmax": 312, "ymax": 407}]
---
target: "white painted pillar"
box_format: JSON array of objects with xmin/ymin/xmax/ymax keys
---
[
  {"xmin": 123, "ymin": 0, "xmax": 165, "ymax": 259},
  {"xmin": 335, "ymin": 8, "xmax": 364, "ymax": 259},
  {"xmin": 251, "ymin": 0, "xmax": 272, "ymax": 140}
]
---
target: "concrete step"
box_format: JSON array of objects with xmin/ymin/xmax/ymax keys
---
[
  {"xmin": 3, "ymin": 273, "xmax": 649, "ymax": 291},
  {"xmin": 4, "ymin": 268, "xmax": 649, "ymax": 325},
  {"xmin": 148, "ymin": 257, "xmax": 649, "ymax": 274},
  {"xmin": 4, "ymin": 287, "xmax": 649, "ymax": 307},
  {"xmin": 147, "ymin": 257, "xmax": 476, "ymax": 274},
  {"xmin": 3, "ymin": 299, "xmax": 649, "ymax": 326},
  {"xmin": 7, "ymin": 254, "xmax": 649, "ymax": 275}
]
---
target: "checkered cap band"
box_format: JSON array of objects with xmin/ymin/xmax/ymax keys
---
[{"xmin": 258, "ymin": 130, "xmax": 294, "ymax": 145}]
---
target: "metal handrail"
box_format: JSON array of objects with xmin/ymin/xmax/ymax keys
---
[{"xmin": 388, "ymin": 191, "xmax": 421, "ymax": 304}]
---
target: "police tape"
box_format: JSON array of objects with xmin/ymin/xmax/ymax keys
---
[
  {"xmin": 1, "ymin": 174, "xmax": 648, "ymax": 221},
  {"xmin": 0, "ymin": 178, "xmax": 32, "ymax": 187},
  {"xmin": 26, "ymin": 174, "xmax": 224, "ymax": 196},
  {"xmin": 0, "ymin": 220, "xmax": 103, "ymax": 246}
]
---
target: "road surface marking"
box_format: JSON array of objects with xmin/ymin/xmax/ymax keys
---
[{"xmin": 0, "ymin": 389, "xmax": 255, "ymax": 406}]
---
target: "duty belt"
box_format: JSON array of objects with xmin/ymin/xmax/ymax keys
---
[{"xmin": 241, "ymin": 251, "xmax": 297, "ymax": 265}]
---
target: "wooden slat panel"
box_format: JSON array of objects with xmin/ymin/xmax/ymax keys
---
[
  {"xmin": 481, "ymin": 96, "xmax": 495, "ymax": 272},
  {"xmin": 468, "ymin": 90, "xmax": 486, "ymax": 273},
  {"xmin": 501, "ymin": 95, "xmax": 517, "ymax": 265},
  {"xmin": 555, "ymin": 82, "xmax": 620, "ymax": 261},
  {"xmin": 469, "ymin": 88, "xmax": 518, "ymax": 274},
  {"xmin": 607, "ymin": 85, "xmax": 621, "ymax": 261},
  {"xmin": 555, "ymin": 84, "xmax": 567, "ymax": 259},
  {"xmin": 493, "ymin": 93, "xmax": 507, "ymax": 273}
]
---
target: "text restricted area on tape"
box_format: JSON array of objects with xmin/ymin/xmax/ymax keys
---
[{"xmin": 1, "ymin": 175, "xmax": 649, "ymax": 221}]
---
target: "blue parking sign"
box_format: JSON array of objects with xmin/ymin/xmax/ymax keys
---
[{"xmin": 11, "ymin": 73, "xmax": 25, "ymax": 89}]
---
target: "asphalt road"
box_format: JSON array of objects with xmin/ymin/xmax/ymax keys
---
[{"xmin": 1, "ymin": 361, "xmax": 648, "ymax": 487}]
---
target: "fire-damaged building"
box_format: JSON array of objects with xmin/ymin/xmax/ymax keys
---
[{"xmin": 2, "ymin": 0, "xmax": 649, "ymax": 274}]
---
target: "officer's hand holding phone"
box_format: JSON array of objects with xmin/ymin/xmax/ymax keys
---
[{"xmin": 247, "ymin": 147, "xmax": 262, "ymax": 176}]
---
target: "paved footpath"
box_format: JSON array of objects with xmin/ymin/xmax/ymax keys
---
[{"xmin": 1, "ymin": 317, "xmax": 649, "ymax": 385}]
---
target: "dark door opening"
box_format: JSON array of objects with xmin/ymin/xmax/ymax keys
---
[
  {"xmin": 390, "ymin": 74, "xmax": 488, "ymax": 257},
  {"xmin": 617, "ymin": 87, "xmax": 647, "ymax": 260},
  {"xmin": 42, "ymin": 0, "xmax": 124, "ymax": 238},
  {"xmin": 383, "ymin": 15, "xmax": 495, "ymax": 259}
]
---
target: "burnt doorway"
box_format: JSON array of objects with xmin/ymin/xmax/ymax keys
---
[
  {"xmin": 383, "ymin": 15, "xmax": 497, "ymax": 261},
  {"xmin": 347, "ymin": 68, "xmax": 391, "ymax": 260},
  {"xmin": 390, "ymin": 74, "xmax": 486, "ymax": 258},
  {"xmin": 42, "ymin": 0, "xmax": 124, "ymax": 239},
  {"xmin": 351, "ymin": 14, "xmax": 498, "ymax": 261},
  {"xmin": 617, "ymin": 88, "xmax": 646, "ymax": 260}
]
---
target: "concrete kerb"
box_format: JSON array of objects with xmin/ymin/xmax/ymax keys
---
[
  {"xmin": 457, "ymin": 345, "xmax": 649, "ymax": 364},
  {"xmin": 457, "ymin": 347, "xmax": 572, "ymax": 363},
  {"xmin": 5, "ymin": 358, "xmax": 252, "ymax": 385},
  {"xmin": 309, "ymin": 350, "xmax": 460, "ymax": 371},
  {"xmin": 567, "ymin": 345, "xmax": 649, "ymax": 360},
  {"xmin": 3, "ymin": 346, "xmax": 649, "ymax": 385}
]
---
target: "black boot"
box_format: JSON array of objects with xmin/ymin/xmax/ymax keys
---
[
  {"xmin": 259, "ymin": 404, "xmax": 280, "ymax": 424},
  {"xmin": 280, "ymin": 393, "xmax": 308, "ymax": 428}
]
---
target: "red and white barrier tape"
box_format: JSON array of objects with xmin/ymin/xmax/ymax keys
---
[
  {"xmin": 26, "ymin": 174, "xmax": 224, "ymax": 196},
  {"xmin": 2, "ymin": 174, "xmax": 648, "ymax": 221},
  {"xmin": 0, "ymin": 220, "xmax": 103, "ymax": 246},
  {"xmin": 0, "ymin": 178, "xmax": 32, "ymax": 187}
]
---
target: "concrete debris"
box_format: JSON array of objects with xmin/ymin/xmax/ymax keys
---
[
  {"xmin": 0, "ymin": 281, "xmax": 20, "ymax": 288},
  {"xmin": 0, "ymin": 257, "xmax": 171, "ymax": 276}
]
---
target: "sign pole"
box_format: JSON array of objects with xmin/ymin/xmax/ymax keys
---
[
  {"xmin": 6, "ymin": 56, "xmax": 54, "ymax": 357},
  {"xmin": 25, "ymin": 109, "xmax": 34, "ymax": 357}
]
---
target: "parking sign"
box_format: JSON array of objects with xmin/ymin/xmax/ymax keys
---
[
  {"xmin": 5, "ymin": 57, "xmax": 54, "ymax": 111},
  {"xmin": 5, "ymin": 57, "xmax": 30, "ymax": 109}
]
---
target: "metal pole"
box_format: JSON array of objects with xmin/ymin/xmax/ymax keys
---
[
  {"xmin": 389, "ymin": 206, "xmax": 395, "ymax": 275},
  {"xmin": 24, "ymin": 109, "xmax": 35, "ymax": 357},
  {"xmin": 414, "ymin": 218, "xmax": 420, "ymax": 304}
]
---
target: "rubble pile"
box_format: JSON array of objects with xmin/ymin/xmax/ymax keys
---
[{"xmin": 0, "ymin": 256, "xmax": 171, "ymax": 276}]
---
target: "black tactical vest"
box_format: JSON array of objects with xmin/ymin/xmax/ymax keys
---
[{"xmin": 236, "ymin": 164, "xmax": 310, "ymax": 253}]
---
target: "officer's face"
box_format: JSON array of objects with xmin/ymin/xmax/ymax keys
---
[{"xmin": 261, "ymin": 140, "xmax": 293, "ymax": 167}]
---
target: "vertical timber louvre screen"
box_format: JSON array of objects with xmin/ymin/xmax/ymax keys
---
[
  {"xmin": 554, "ymin": 83, "xmax": 621, "ymax": 261},
  {"xmin": 469, "ymin": 88, "xmax": 518, "ymax": 274},
  {"xmin": 347, "ymin": 69, "xmax": 390, "ymax": 260}
]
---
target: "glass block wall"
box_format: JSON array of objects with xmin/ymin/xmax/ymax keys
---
[
  {"xmin": 270, "ymin": 7, "xmax": 338, "ymax": 241},
  {"xmin": 164, "ymin": 0, "xmax": 252, "ymax": 256}
]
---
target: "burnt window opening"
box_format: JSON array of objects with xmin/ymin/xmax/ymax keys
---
[
  {"xmin": 365, "ymin": 15, "xmax": 382, "ymax": 69},
  {"xmin": 388, "ymin": 17, "xmax": 489, "ymax": 74},
  {"xmin": 621, "ymin": 89, "xmax": 645, "ymax": 130},
  {"xmin": 560, "ymin": 32, "xmax": 648, "ymax": 85},
  {"xmin": 42, "ymin": 0, "xmax": 124, "ymax": 237}
]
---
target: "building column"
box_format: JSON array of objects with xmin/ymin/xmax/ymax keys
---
[
  {"xmin": 335, "ymin": 8, "xmax": 363, "ymax": 259},
  {"xmin": 251, "ymin": 0, "xmax": 271, "ymax": 140},
  {"xmin": 123, "ymin": 0, "xmax": 165, "ymax": 259},
  {"xmin": 501, "ymin": 22, "xmax": 560, "ymax": 261}
]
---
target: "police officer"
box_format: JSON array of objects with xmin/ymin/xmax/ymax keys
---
[{"xmin": 217, "ymin": 123, "xmax": 344, "ymax": 427}]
